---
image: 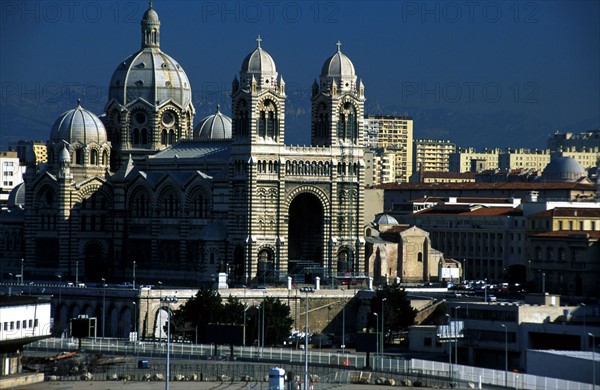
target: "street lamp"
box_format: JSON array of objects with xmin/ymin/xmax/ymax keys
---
[
  {"xmin": 162, "ymin": 296, "xmax": 177, "ymax": 390},
  {"xmin": 300, "ymin": 287, "xmax": 315, "ymax": 390},
  {"xmin": 381, "ymin": 298, "xmax": 387, "ymax": 369},
  {"xmin": 158, "ymin": 281, "xmax": 162, "ymax": 341},
  {"xmin": 262, "ymin": 291, "xmax": 266, "ymax": 358},
  {"xmin": 374, "ymin": 312, "xmax": 379, "ymax": 370},
  {"xmin": 454, "ymin": 306, "xmax": 461, "ymax": 366},
  {"xmin": 132, "ymin": 261, "xmax": 136, "ymax": 290},
  {"xmin": 75, "ymin": 261, "xmax": 79, "ymax": 287},
  {"xmin": 20, "ymin": 258, "xmax": 24, "ymax": 285},
  {"xmin": 445, "ymin": 313, "xmax": 452, "ymax": 380},
  {"xmin": 57, "ymin": 274, "xmax": 62, "ymax": 306},
  {"xmin": 101, "ymin": 278, "xmax": 106, "ymax": 338},
  {"xmin": 590, "ymin": 333, "xmax": 596, "ymax": 390},
  {"xmin": 132, "ymin": 301, "xmax": 137, "ymax": 340},
  {"xmin": 501, "ymin": 324, "xmax": 508, "ymax": 387}
]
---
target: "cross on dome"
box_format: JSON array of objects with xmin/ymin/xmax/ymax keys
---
[
  {"xmin": 257, "ymin": 35, "xmax": 262, "ymax": 48},
  {"xmin": 336, "ymin": 41, "xmax": 342, "ymax": 52}
]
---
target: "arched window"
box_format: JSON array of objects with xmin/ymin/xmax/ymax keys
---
[
  {"xmin": 90, "ymin": 149, "xmax": 98, "ymax": 165},
  {"xmin": 337, "ymin": 102, "xmax": 357, "ymax": 143},
  {"xmin": 132, "ymin": 128, "xmax": 140, "ymax": 145},
  {"xmin": 168, "ymin": 130, "xmax": 175, "ymax": 145},
  {"xmin": 76, "ymin": 149, "xmax": 84, "ymax": 165},
  {"xmin": 141, "ymin": 128, "xmax": 148, "ymax": 144}
]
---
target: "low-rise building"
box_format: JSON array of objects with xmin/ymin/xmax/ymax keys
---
[{"xmin": 0, "ymin": 295, "xmax": 51, "ymax": 379}]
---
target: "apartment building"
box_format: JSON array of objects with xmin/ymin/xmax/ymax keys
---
[
  {"xmin": 0, "ymin": 151, "xmax": 24, "ymax": 210},
  {"xmin": 498, "ymin": 148, "xmax": 551, "ymax": 171},
  {"xmin": 449, "ymin": 148, "xmax": 501, "ymax": 173},
  {"xmin": 364, "ymin": 115, "xmax": 413, "ymax": 182},
  {"xmin": 413, "ymin": 139, "xmax": 456, "ymax": 173}
]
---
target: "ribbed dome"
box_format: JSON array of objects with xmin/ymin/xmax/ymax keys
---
[
  {"xmin": 376, "ymin": 213, "xmax": 398, "ymax": 225},
  {"xmin": 59, "ymin": 147, "xmax": 71, "ymax": 162},
  {"xmin": 542, "ymin": 157, "xmax": 586, "ymax": 182},
  {"xmin": 241, "ymin": 36, "xmax": 277, "ymax": 75},
  {"xmin": 7, "ymin": 182, "xmax": 25, "ymax": 208},
  {"xmin": 142, "ymin": 4, "xmax": 159, "ymax": 22},
  {"xmin": 321, "ymin": 42, "xmax": 356, "ymax": 78},
  {"xmin": 194, "ymin": 106, "xmax": 232, "ymax": 140},
  {"xmin": 50, "ymin": 101, "xmax": 107, "ymax": 144},
  {"xmin": 108, "ymin": 3, "xmax": 192, "ymax": 108},
  {"xmin": 109, "ymin": 49, "xmax": 191, "ymax": 107}
]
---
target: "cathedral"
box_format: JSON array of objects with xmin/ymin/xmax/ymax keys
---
[{"xmin": 12, "ymin": 3, "xmax": 367, "ymax": 286}]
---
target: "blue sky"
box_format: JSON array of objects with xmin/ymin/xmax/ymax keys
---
[{"xmin": 0, "ymin": 0, "xmax": 598, "ymax": 148}]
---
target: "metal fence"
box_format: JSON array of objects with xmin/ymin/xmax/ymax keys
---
[{"xmin": 26, "ymin": 338, "xmax": 595, "ymax": 389}]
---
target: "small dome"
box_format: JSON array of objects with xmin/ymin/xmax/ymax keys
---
[
  {"xmin": 50, "ymin": 101, "xmax": 107, "ymax": 144},
  {"xmin": 60, "ymin": 147, "xmax": 70, "ymax": 162},
  {"xmin": 321, "ymin": 41, "xmax": 356, "ymax": 79},
  {"xmin": 142, "ymin": 3, "xmax": 160, "ymax": 22},
  {"xmin": 542, "ymin": 157, "xmax": 586, "ymax": 182},
  {"xmin": 376, "ymin": 213, "xmax": 398, "ymax": 225},
  {"xmin": 7, "ymin": 182, "xmax": 25, "ymax": 208},
  {"xmin": 194, "ymin": 106, "xmax": 232, "ymax": 140},
  {"xmin": 241, "ymin": 36, "xmax": 277, "ymax": 75}
]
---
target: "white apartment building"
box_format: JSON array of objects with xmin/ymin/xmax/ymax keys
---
[
  {"xmin": 0, "ymin": 151, "xmax": 25, "ymax": 210},
  {"xmin": 364, "ymin": 115, "xmax": 413, "ymax": 182},
  {"xmin": 498, "ymin": 148, "xmax": 551, "ymax": 171},
  {"xmin": 413, "ymin": 139, "xmax": 456, "ymax": 173},
  {"xmin": 449, "ymin": 148, "xmax": 501, "ymax": 173}
]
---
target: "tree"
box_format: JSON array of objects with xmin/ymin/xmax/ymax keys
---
[
  {"xmin": 246, "ymin": 297, "xmax": 294, "ymax": 346},
  {"xmin": 370, "ymin": 283, "xmax": 417, "ymax": 343},
  {"xmin": 170, "ymin": 287, "xmax": 223, "ymax": 343},
  {"xmin": 170, "ymin": 288, "xmax": 294, "ymax": 346}
]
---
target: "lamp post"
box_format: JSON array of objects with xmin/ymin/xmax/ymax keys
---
[
  {"xmin": 57, "ymin": 274, "xmax": 62, "ymax": 305},
  {"xmin": 158, "ymin": 281, "xmax": 162, "ymax": 341},
  {"xmin": 341, "ymin": 304, "xmax": 346, "ymax": 353},
  {"xmin": 132, "ymin": 301, "xmax": 137, "ymax": 340},
  {"xmin": 501, "ymin": 324, "xmax": 508, "ymax": 387},
  {"xmin": 132, "ymin": 261, "xmax": 136, "ymax": 290},
  {"xmin": 300, "ymin": 287, "xmax": 314, "ymax": 390},
  {"xmin": 381, "ymin": 298, "xmax": 387, "ymax": 369},
  {"xmin": 262, "ymin": 292, "xmax": 266, "ymax": 358},
  {"xmin": 9, "ymin": 273, "xmax": 13, "ymax": 283},
  {"xmin": 374, "ymin": 312, "xmax": 379, "ymax": 370},
  {"xmin": 454, "ymin": 306, "xmax": 461, "ymax": 366},
  {"xmin": 162, "ymin": 296, "xmax": 177, "ymax": 390},
  {"xmin": 582, "ymin": 303, "xmax": 587, "ymax": 336},
  {"xmin": 75, "ymin": 261, "xmax": 79, "ymax": 286},
  {"xmin": 445, "ymin": 313, "xmax": 452, "ymax": 381},
  {"xmin": 590, "ymin": 333, "xmax": 596, "ymax": 390},
  {"xmin": 101, "ymin": 278, "xmax": 106, "ymax": 338},
  {"xmin": 20, "ymin": 258, "xmax": 24, "ymax": 285}
]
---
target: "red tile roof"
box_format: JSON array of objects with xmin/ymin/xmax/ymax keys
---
[
  {"xmin": 372, "ymin": 182, "xmax": 595, "ymax": 190},
  {"xmin": 416, "ymin": 206, "xmax": 522, "ymax": 217},
  {"xmin": 530, "ymin": 207, "xmax": 600, "ymax": 219}
]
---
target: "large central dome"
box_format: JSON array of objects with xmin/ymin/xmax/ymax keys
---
[{"xmin": 107, "ymin": 3, "xmax": 192, "ymax": 108}]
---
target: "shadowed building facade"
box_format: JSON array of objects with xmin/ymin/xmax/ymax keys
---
[{"xmin": 4, "ymin": 4, "xmax": 366, "ymax": 287}]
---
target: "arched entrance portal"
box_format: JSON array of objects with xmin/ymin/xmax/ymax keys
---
[{"xmin": 288, "ymin": 193, "xmax": 324, "ymax": 280}]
